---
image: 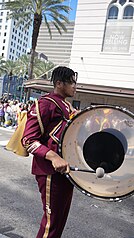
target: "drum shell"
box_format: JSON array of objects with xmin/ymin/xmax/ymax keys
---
[{"xmin": 59, "ymin": 105, "xmax": 134, "ymax": 200}]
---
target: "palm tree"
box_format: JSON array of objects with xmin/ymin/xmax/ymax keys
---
[
  {"xmin": 0, "ymin": 60, "xmax": 17, "ymax": 99},
  {"xmin": 0, "ymin": 56, "xmax": 6, "ymax": 76},
  {"xmin": 15, "ymin": 54, "xmax": 55, "ymax": 100},
  {"xmin": 15, "ymin": 54, "xmax": 54, "ymax": 79},
  {"xmin": 2, "ymin": 0, "xmax": 71, "ymax": 80},
  {"xmin": 33, "ymin": 58, "xmax": 55, "ymax": 78}
]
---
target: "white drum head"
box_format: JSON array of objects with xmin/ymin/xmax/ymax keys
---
[{"xmin": 59, "ymin": 105, "xmax": 134, "ymax": 200}]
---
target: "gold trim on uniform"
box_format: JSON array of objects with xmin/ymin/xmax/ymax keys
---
[
  {"xmin": 27, "ymin": 141, "xmax": 41, "ymax": 154},
  {"xmin": 43, "ymin": 175, "xmax": 51, "ymax": 238},
  {"xmin": 49, "ymin": 120, "xmax": 63, "ymax": 144},
  {"xmin": 62, "ymin": 100, "xmax": 70, "ymax": 112}
]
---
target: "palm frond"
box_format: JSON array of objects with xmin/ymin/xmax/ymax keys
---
[
  {"xmin": 49, "ymin": 14, "xmax": 68, "ymax": 32},
  {"xmin": 44, "ymin": 15, "xmax": 52, "ymax": 37}
]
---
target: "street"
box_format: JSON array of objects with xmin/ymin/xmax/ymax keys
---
[{"xmin": 0, "ymin": 127, "xmax": 134, "ymax": 238}]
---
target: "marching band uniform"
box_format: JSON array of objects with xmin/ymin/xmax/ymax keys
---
[{"xmin": 22, "ymin": 92, "xmax": 74, "ymax": 238}]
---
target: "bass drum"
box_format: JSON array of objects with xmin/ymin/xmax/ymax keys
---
[{"xmin": 59, "ymin": 105, "xmax": 134, "ymax": 201}]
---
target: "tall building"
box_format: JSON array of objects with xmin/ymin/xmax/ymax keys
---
[
  {"xmin": 36, "ymin": 21, "xmax": 75, "ymax": 67},
  {"xmin": 69, "ymin": 0, "xmax": 134, "ymax": 111},
  {"xmin": 0, "ymin": 1, "xmax": 31, "ymax": 61}
]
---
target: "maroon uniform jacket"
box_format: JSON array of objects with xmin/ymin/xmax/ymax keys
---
[{"xmin": 22, "ymin": 92, "xmax": 72, "ymax": 175}]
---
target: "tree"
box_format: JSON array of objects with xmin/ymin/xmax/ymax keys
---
[
  {"xmin": 0, "ymin": 56, "xmax": 6, "ymax": 76},
  {"xmin": 15, "ymin": 54, "xmax": 55, "ymax": 79},
  {"xmin": 33, "ymin": 58, "xmax": 55, "ymax": 78},
  {"xmin": 2, "ymin": 0, "xmax": 71, "ymax": 80},
  {"xmin": 0, "ymin": 60, "xmax": 17, "ymax": 99},
  {"xmin": 15, "ymin": 54, "xmax": 55, "ymax": 101}
]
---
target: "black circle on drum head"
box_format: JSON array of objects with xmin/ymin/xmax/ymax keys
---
[{"xmin": 83, "ymin": 131, "xmax": 125, "ymax": 173}]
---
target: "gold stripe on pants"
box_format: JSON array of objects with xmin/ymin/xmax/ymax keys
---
[{"xmin": 43, "ymin": 175, "xmax": 51, "ymax": 238}]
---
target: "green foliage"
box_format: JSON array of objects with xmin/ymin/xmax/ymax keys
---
[
  {"xmin": 0, "ymin": 56, "xmax": 5, "ymax": 76},
  {"xmin": 0, "ymin": 59, "xmax": 17, "ymax": 76},
  {"xmin": 0, "ymin": 54, "xmax": 55, "ymax": 79},
  {"xmin": 2, "ymin": 0, "xmax": 71, "ymax": 35}
]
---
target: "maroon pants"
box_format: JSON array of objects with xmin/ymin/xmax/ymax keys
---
[{"xmin": 35, "ymin": 173, "xmax": 74, "ymax": 238}]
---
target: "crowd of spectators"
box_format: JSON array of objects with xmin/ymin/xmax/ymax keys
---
[{"xmin": 0, "ymin": 97, "xmax": 33, "ymax": 128}]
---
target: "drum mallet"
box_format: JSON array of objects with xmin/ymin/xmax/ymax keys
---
[{"xmin": 70, "ymin": 166, "xmax": 105, "ymax": 178}]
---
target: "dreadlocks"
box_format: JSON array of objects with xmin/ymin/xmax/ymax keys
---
[{"xmin": 51, "ymin": 66, "xmax": 76, "ymax": 86}]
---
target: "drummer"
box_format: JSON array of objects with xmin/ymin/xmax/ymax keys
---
[{"xmin": 22, "ymin": 66, "xmax": 78, "ymax": 238}]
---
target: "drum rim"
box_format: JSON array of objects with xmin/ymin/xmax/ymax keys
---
[
  {"xmin": 66, "ymin": 173, "xmax": 134, "ymax": 201},
  {"xmin": 59, "ymin": 104, "xmax": 134, "ymax": 200}
]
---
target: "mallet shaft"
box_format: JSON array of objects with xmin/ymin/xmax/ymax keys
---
[{"xmin": 70, "ymin": 166, "xmax": 95, "ymax": 173}]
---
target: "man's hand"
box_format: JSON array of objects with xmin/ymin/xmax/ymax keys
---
[{"xmin": 46, "ymin": 150, "xmax": 70, "ymax": 174}]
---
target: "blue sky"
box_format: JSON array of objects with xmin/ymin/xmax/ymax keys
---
[{"xmin": 67, "ymin": 0, "xmax": 78, "ymax": 20}]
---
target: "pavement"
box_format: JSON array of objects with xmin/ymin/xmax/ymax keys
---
[
  {"xmin": 0, "ymin": 127, "xmax": 15, "ymax": 238},
  {"xmin": 0, "ymin": 235, "xmax": 8, "ymax": 238}
]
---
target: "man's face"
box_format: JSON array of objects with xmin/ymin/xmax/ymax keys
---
[{"xmin": 60, "ymin": 75, "xmax": 77, "ymax": 98}]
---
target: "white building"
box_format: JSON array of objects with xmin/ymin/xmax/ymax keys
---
[
  {"xmin": 24, "ymin": 0, "xmax": 134, "ymax": 112},
  {"xmin": 0, "ymin": 2, "xmax": 31, "ymax": 61},
  {"xmin": 69, "ymin": 0, "xmax": 134, "ymax": 112},
  {"xmin": 36, "ymin": 21, "xmax": 75, "ymax": 67}
]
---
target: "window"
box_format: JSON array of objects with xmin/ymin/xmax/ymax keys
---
[
  {"xmin": 107, "ymin": 0, "xmax": 134, "ymax": 20},
  {"xmin": 5, "ymin": 25, "xmax": 7, "ymax": 30},
  {"xmin": 119, "ymin": 0, "xmax": 126, "ymax": 5},
  {"xmin": 3, "ymin": 39, "xmax": 6, "ymax": 43},
  {"xmin": 0, "ymin": 19, "xmax": 2, "ymax": 23},
  {"xmin": 108, "ymin": 6, "xmax": 119, "ymax": 19},
  {"xmin": 123, "ymin": 5, "xmax": 134, "ymax": 18},
  {"xmin": 0, "ymin": 12, "xmax": 3, "ymax": 16}
]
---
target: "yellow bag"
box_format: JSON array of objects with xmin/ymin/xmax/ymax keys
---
[
  {"xmin": 6, "ymin": 112, "xmax": 29, "ymax": 156},
  {"xmin": 6, "ymin": 99, "xmax": 44, "ymax": 157}
]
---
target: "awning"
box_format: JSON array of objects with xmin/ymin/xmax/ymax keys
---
[{"xmin": 24, "ymin": 79, "xmax": 134, "ymax": 99}]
